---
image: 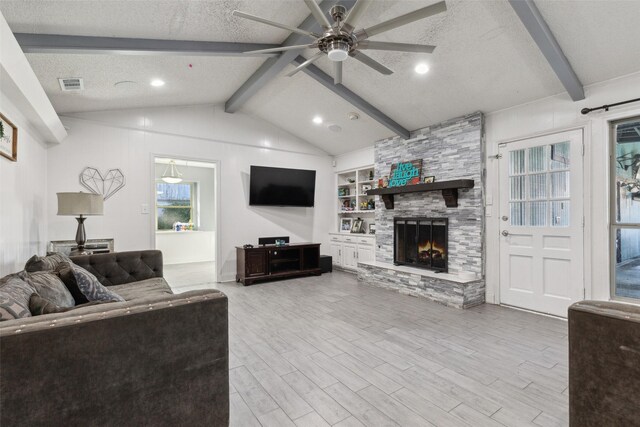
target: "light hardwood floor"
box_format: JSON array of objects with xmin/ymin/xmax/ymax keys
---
[{"xmin": 166, "ymin": 265, "xmax": 569, "ymax": 427}]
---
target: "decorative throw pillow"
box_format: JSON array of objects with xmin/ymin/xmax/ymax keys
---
[
  {"xmin": 28, "ymin": 293, "xmax": 104, "ymax": 316},
  {"xmin": 25, "ymin": 252, "xmax": 72, "ymax": 272},
  {"xmin": 57, "ymin": 262, "xmax": 89, "ymax": 304},
  {"xmin": 18, "ymin": 270, "xmax": 75, "ymax": 308},
  {"xmin": 57, "ymin": 262, "xmax": 124, "ymax": 303},
  {"xmin": 0, "ymin": 274, "xmax": 36, "ymax": 321}
]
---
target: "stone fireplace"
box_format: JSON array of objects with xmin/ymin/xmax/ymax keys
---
[
  {"xmin": 357, "ymin": 112, "xmax": 486, "ymax": 309},
  {"xmin": 394, "ymin": 217, "xmax": 448, "ymax": 272}
]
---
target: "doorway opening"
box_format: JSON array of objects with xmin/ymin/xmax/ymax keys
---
[{"xmin": 153, "ymin": 156, "xmax": 219, "ymax": 288}]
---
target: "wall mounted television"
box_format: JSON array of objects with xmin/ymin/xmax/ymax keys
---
[{"xmin": 249, "ymin": 166, "xmax": 316, "ymax": 207}]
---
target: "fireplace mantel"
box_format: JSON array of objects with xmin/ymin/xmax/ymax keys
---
[{"xmin": 366, "ymin": 179, "xmax": 474, "ymax": 208}]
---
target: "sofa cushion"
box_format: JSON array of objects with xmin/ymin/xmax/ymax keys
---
[
  {"xmin": 109, "ymin": 277, "xmax": 173, "ymax": 301},
  {"xmin": 18, "ymin": 270, "xmax": 75, "ymax": 308},
  {"xmin": 28, "ymin": 293, "xmax": 105, "ymax": 315},
  {"xmin": 57, "ymin": 262, "xmax": 125, "ymax": 303},
  {"xmin": 0, "ymin": 274, "xmax": 35, "ymax": 321},
  {"xmin": 24, "ymin": 252, "xmax": 71, "ymax": 272}
]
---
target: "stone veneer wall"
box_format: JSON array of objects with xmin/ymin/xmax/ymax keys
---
[{"xmin": 374, "ymin": 112, "xmax": 485, "ymax": 275}]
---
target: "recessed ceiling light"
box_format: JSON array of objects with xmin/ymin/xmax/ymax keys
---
[
  {"xmin": 150, "ymin": 79, "xmax": 165, "ymax": 87},
  {"xmin": 414, "ymin": 63, "xmax": 430, "ymax": 75},
  {"xmin": 312, "ymin": 116, "xmax": 323, "ymax": 125}
]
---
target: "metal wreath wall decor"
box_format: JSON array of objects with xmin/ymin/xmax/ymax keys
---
[{"xmin": 79, "ymin": 167, "xmax": 126, "ymax": 200}]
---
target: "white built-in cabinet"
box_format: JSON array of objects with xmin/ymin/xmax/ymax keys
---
[{"xmin": 329, "ymin": 233, "xmax": 375, "ymax": 271}]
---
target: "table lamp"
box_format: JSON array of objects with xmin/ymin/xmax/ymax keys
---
[{"xmin": 57, "ymin": 192, "xmax": 104, "ymax": 255}]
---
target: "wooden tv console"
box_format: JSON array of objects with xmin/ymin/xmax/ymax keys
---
[{"xmin": 236, "ymin": 243, "xmax": 321, "ymax": 285}]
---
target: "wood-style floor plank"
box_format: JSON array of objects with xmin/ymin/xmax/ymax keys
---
[{"xmin": 165, "ymin": 266, "xmax": 570, "ymax": 427}]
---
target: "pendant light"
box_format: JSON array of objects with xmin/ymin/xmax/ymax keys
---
[{"xmin": 161, "ymin": 160, "xmax": 183, "ymax": 184}]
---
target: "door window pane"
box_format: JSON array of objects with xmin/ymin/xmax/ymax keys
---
[
  {"xmin": 550, "ymin": 171, "xmax": 570, "ymax": 199},
  {"xmin": 551, "ymin": 201, "xmax": 570, "ymax": 227},
  {"xmin": 509, "ymin": 149, "xmax": 525, "ymax": 175},
  {"xmin": 528, "ymin": 201, "xmax": 547, "ymax": 227},
  {"xmin": 529, "ymin": 174, "xmax": 547, "ymax": 200},
  {"xmin": 510, "ymin": 202, "xmax": 526, "ymax": 226},
  {"xmin": 528, "ymin": 146, "xmax": 547, "ymax": 173},
  {"xmin": 614, "ymin": 228, "xmax": 640, "ymax": 299},
  {"xmin": 508, "ymin": 142, "xmax": 571, "ymax": 227},
  {"xmin": 550, "ymin": 142, "xmax": 571, "ymax": 170},
  {"xmin": 510, "ymin": 176, "xmax": 525, "ymax": 201}
]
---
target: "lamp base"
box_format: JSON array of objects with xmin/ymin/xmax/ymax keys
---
[{"xmin": 74, "ymin": 215, "xmax": 87, "ymax": 255}]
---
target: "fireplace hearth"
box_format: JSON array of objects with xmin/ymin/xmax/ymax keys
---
[{"xmin": 394, "ymin": 217, "xmax": 448, "ymax": 272}]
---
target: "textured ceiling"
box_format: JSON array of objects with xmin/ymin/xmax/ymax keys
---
[
  {"xmin": 1, "ymin": 0, "xmax": 640, "ymax": 155},
  {"xmin": 23, "ymin": 54, "xmax": 265, "ymax": 113}
]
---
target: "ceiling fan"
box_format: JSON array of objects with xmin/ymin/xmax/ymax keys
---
[{"xmin": 232, "ymin": 0, "xmax": 447, "ymax": 84}]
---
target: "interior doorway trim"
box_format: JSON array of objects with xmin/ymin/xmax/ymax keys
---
[{"xmin": 150, "ymin": 153, "xmax": 221, "ymax": 283}]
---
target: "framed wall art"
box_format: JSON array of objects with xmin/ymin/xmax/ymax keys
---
[{"xmin": 0, "ymin": 113, "xmax": 17, "ymax": 162}]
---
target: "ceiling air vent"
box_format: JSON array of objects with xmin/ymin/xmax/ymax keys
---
[{"xmin": 58, "ymin": 77, "xmax": 84, "ymax": 91}]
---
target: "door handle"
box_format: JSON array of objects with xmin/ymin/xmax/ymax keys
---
[
  {"xmin": 502, "ymin": 216, "xmax": 509, "ymax": 221},
  {"xmin": 502, "ymin": 230, "xmax": 509, "ymax": 236}
]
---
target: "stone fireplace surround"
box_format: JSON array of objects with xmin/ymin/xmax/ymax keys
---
[{"xmin": 358, "ymin": 112, "xmax": 485, "ymax": 309}]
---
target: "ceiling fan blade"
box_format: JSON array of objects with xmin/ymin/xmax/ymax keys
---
[
  {"xmin": 286, "ymin": 52, "xmax": 325, "ymax": 77},
  {"xmin": 233, "ymin": 10, "xmax": 321, "ymax": 38},
  {"xmin": 351, "ymin": 52, "xmax": 393, "ymax": 75},
  {"xmin": 334, "ymin": 61, "xmax": 343, "ymax": 85},
  {"xmin": 358, "ymin": 41, "xmax": 436, "ymax": 54},
  {"xmin": 244, "ymin": 44, "xmax": 316, "ymax": 54},
  {"xmin": 303, "ymin": 0, "xmax": 332, "ymax": 29},
  {"xmin": 360, "ymin": 1, "xmax": 447, "ymax": 39},
  {"xmin": 341, "ymin": 0, "xmax": 372, "ymax": 33}
]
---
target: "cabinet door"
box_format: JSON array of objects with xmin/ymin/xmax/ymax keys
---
[
  {"xmin": 330, "ymin": 243, "xmax": 343, "ymax": 266},
  {"xmin": 246, "ymin": 251, "xmax": 267, "ymax": 277},
  {"xmin": 343, "ymin": 244, "xmax": 358, "ymax": 269},
  {"xmin": 358, "ymin": 245, "xmax": 374, "ymax": 264}
]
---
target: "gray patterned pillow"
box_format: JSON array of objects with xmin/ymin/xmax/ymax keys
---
[
  {"xmin": 18, "ymin": 270, "xmax": 75, "ymax": 308},
  {"xmin": 0, "ymin": 274, "xmax": 36, "ymax": 321},
  {"xmin": 67, "ymin": 263, "xmax": 125, "ymax": 303},
  {"xmin": 29, "ymin": 293, "xmax": 105, "ymax": 316},
  {"xmin": 25, "ymin": 252, "xmax": 72, "ymax": 272}
]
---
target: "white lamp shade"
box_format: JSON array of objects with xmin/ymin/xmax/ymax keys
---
[{"xmin": 57, "ymin": 192, "xmax": 104, "ymax": 216}]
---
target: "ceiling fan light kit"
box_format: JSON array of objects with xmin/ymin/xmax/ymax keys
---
[{"xmin": 234, "ymin": 0, "xmax": 447, "ymax": 84}]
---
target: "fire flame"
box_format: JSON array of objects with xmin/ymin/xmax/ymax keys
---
[{"xmin": 418, "ymin": 241, "xmax": 446, "ymax": 258}]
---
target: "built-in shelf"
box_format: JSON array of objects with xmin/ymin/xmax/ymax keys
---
[
  {"xmin": 339, "ymin": 210, "xmax": 375, "ymax": 214},
  {"xmin": 366, "ymin": 179, "xmax": 475, "ymax": 208}
]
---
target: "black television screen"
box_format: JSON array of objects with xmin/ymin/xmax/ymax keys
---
[{"xmin": 249, "ymin": 166, "xmax": 316, "ymax": 207}]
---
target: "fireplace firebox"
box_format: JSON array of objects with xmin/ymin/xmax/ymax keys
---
[{"xmin": 394, "ymin": 217, "xmax": 448, "ymax": 272}]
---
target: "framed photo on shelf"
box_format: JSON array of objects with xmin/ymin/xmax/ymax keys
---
[
  {"xmin": 0, "ymin": 113, "xmax": 18, "ymax": 162},
  {"xmin": 351, "ymin": 219, "xmax": 364, "ymax": 234},
  {"xmin": 369, "ymin": 223, "xmax": 376, "ymax": 235},
  {"xmin": 340, "ymin": 218, "xmax": 353, "ymax": 233},
  {"xmin": 423, "ymin": 176, "xmax": 435, "ymax": 184}
]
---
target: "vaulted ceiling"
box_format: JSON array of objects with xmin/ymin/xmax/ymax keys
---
[{"xmin": 1, "ymin": 0, "xmax": 640, "ymax": 155}]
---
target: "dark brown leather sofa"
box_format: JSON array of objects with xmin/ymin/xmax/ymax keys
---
[
  {"xmin": 0, "ymin": 250, "xmax": 229, "ymax": 427},
  {"xmin": 568, "ymin": 300, "xmax": 640, "ymax": 427}
]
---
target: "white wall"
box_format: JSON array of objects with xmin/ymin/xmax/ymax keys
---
[
  {"xmin": 0, "ymin": 95, "xmax": 49, "ymax": 276},
  {"xmin": 334, "ymin": 146, "xmax": 375, "ymax": 173},
  {"xmin": 485, "ymin": 71, "xmax": 640, "ymax": 304},
  {"xmin": 46, "ymin": 104, "xmax": 334, "ymax": 282}
]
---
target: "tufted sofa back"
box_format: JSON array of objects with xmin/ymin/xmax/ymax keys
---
[{"xmin": 70, "ymin": 250, "xmax": 163, "ymax": 287}]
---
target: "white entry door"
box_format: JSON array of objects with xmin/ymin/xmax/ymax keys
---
[{"xmin": 499, "ymin": 130, "xmax": 584, "ymax": 317}]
